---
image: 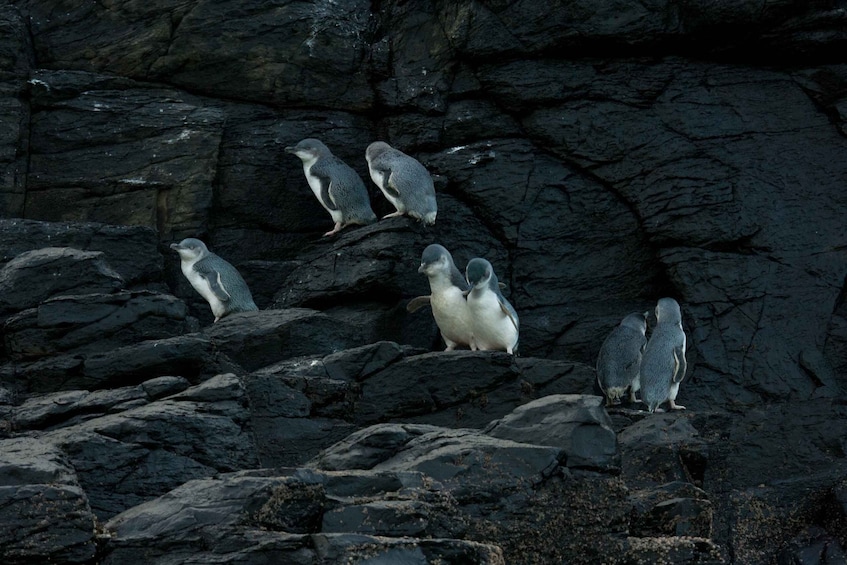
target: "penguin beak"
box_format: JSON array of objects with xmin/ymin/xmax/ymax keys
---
[
  {"xmin": 284, "ymin": 146, "xmax": 296, "ymax": 154},
  {"xmin": 169, "ymin": 243, "xmax": 180, "ymax": 251},
  {"xmin": 418, "ymin": 263, "xmax": 426, "ymax": 273}
]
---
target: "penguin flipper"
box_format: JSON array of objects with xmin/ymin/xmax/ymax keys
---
[
  {"xmin": 384, "ymin": 170, "xmax": 403, "ymax": 199},
  {"xmin": 199, "ymin": 269, "xmax": 232, "ymax": 302},
  {"xmin": 673, "ymin": 345, "xmax": 687, "ymax": 383},
  {"xmin": 498, "ymin": 297, "xmax": 519, "ymax": 332},
  {"xmin": 407, "ymin": 295, "xmax": 432, "ymax": 313},
  {"xmin": 310, "ymin": 160, "xmax": 340, "ymax": 211}
]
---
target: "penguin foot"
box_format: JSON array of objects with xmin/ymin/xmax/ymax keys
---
[
  {"xmin": 669, "ymin": 401, "xmax": 686, "ymax": 410},
  {"xmin": 323, "ymin": 223, "xmax": 343, "ymax": 237},
  {"xmin": 382, "ymin": 211, "xmax": 405, "ymax": 219}
]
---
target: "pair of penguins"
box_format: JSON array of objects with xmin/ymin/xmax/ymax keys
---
[
  {"xmin": 596, "ymin": 298, "xmax": 688, "ymax": 414},
  {"xmin": 169, "ymin": 239, "xmax": 519, "ymax": 354}
]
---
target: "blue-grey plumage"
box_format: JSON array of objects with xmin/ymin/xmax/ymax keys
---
[
  {"xmin": 365, "ymin": 141, "xmax": 437, "ymax": 225},
  {"xmin": 639, "ymin": 297, "xmax": 687, "ymax": 413},
  {"xmin": 465, "ymin": 257, "xmax": 519, "ymax": 354},
  {"xmin": 415, "ymin": 244, "xmax": 474, "ymax": 351},
  {"xmin": 596, "ymin": 312, "xmax": 648, "ymax": 407},
  {"xmin": 170, "ymin": 238, "xmax": 258, "ymax": 323},
  {"xmin": 285, "ymin": 138, "xmax": 377, "ymax": 237}
]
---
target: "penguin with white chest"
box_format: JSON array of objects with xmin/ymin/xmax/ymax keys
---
[
  {"xmin": 286, "ymin": 138, "xmax": 377, "ymax": 237},
  {"xmin": 596, "ymin": 311, "xmax": 648, "ymax": 407},
  {"xmin": 465, "ymin": 258, "xmax": 519, "ymax": 354},
  {"xmin": 170, "ymin": 238, "xmax": 258, "ymax": 323},
  {"xmin": 639, "ymin": 297, "xmax": 688, "ymax": 413},
  {"xmin": 365, "ymin": 141, "xmax": 437, "ymax": 225},
  {"xmin": 409, "ymin": 244, "xmax": 475, "ymax": 351}
]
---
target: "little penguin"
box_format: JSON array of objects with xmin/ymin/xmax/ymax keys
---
[
  {"xmin": 465, "ymin": 257, "xmax": 519, "ymax": 354},
  {"xmin": 286, "ymin": 138, "xmax": 377, "ymax": 237},
  {"xmin": 170, "ymin": 238, "xmax": 258, "ymax": 322},
  {"xmin": 596, "ymin": 312, "xmax": 648, "ymax": 407},
  {"xmin": 639, "ymin": 297, "xmax": 688, "ymax": 413},
  {"xmin": 411, "ymin": 244, "xmax": 474, "ymax": 351},
  {"xmin": 365, "ymin": 141, "xmax": 437, "ymax": 225}
]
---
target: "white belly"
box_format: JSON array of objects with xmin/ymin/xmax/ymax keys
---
[
  {"xmin": 303, "ymin": 162, "xmax": 343, "ymax": 223},
  {"xmin": 182, "ymin": 262, "xmax": 227, "ymax": 318},
  {"xmin": 430, "ymin": 286, "xmax": 473, "ymax": 346},
  {"xmin": 467, "ymin": 290, "xmax": 518, "ymax": 353}
]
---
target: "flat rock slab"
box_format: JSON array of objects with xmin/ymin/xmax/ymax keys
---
[
  {"xmin": 41, "ymin": 374, "xmax": 258, "ymax": 519},
  {"xmin": 4, "ymin": 290, "xmax": 193, "ymax": 360}
]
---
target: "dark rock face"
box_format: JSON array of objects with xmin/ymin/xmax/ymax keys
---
[{"xmin": 1, "ymin": 0, "xmax": 847, "ymax": 563}]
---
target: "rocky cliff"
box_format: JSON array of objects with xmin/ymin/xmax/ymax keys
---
[{"xmin": 1, "ymin": 1, "xmax": 846, "ymax": 563}]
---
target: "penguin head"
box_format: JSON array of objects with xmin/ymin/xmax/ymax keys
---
[
  {"xmin": 285, "ymin": 138, "xmax": 330, "ymax": 162},
  {"xmin": 418, "ymin": 244, "xmax": 453, "ymax": 275},
  {"xmin": 365, "ymin": 141, "xmax": 392, "ymax": 162},
  {"xmin": 621, "ymin": 312, "xmax": 648, "ymax": 335},
  {"xmin": 170, "ymin": 238, "xmax": 210, "ymax": 261},
  {"xmin": 655, "ymin": 297, "xmax": 682, "ymax": 325},
  {"xmin": 465, "ymin": 257, "xmax": 494, "ymax": 289}
]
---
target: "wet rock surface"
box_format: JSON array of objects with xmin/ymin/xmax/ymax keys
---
[{"xmin": 1, "ymin": 0, "xmax": 847, "ymax": 563}]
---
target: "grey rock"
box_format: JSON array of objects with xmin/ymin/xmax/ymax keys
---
[
  {"xmin": 0, "ymin": 438, "xmax": 97, "ymax": 564},
  {"xmin": 629, "ymin": 481, "xmax": 714, "ymax": 538},
  {"xmin": 41, "ymin": 373, "xmax": 258, "ymax": 519},
  {"xmin": 312, "ymin": 534, "xmax": 505, "ymax": 565},
  {"xmin": 484, "ymin": 394, "xmax": 620, "ymax": 472},
  {"xmin": 13, "ymin": 387, "xmax": 144, "ymax": 430},
  {"xmin": 0, "ymin": 247, "xmax": 123, "ymax": 315},
  {"xmin": 0, "ymin": 6, "xmax": 31, "ymax": 220},
  {"xmin": 26, "ymin": 71, "xmax": 224, "ymax": 241},
  {"xmin": 3, "ymin": 290, "xmax": 192, "ymax": 360},
  {"xmin": 203, "ymin": 308, "xmax": 369, "ymax": 372},
  {"xmin": 308, "ymin": 423, "xmax": 444, "ymax": 472},
  {"xmin": 0, "ymin": 219, "xmax": 163, "ymax": 286},
  {"xmin": 618, "ymin": 413, "xmax": 708, "ymax": 488}
]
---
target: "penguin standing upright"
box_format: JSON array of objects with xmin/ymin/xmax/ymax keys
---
[
  {"xmin": 596, "ymin": 312, "xmax": 648, "ymax": 407},
  {"xmin": 365, "ymin": 141, "xmax": 437, "ymax": 225},
  {"xmin": 412, "ymin": 244, "xmax": 474, "ymax": 351},
  {"xmin": 465, "ymin": 257, "xmax": 519, "ymax": 354},
  {"xmin": 639, "ymin": 297, "xmax": 688, "ymax": 413},
  {"xmin": 286, "ymin": 138, "xmax": 377, "ymax": 237},
  {"xmin": 170, "ymin": 238, "xmax": 258, "ymax": 322}
]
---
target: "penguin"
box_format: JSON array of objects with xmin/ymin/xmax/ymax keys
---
[
  {"xmin": 170, "ymin": 238, "xmax": 258, "ymax": 322},
  {"xmin": 596, "ymin": 312, "xmax": 648, "ymax": 407},
  {"xmin": 285, "ymin": 138, "xmax": 377, "ymax": 237},
  {"xmin": 465, "ymin": 257, "xmax": 519, "ymax": 354},
  {"xmin": 365, "ymin": 141, "xmax": 437, "ymax": 225},
  {"xmin": 639, "ymin": 297, "xmax": 688, "ymax": 413},
  {"xmin": 411, "ymin": 244, "xmax": 474, "ymax": 351}
]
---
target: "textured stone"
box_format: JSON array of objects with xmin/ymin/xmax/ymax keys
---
[
  {"xmin": 0, "ymin": 438, "xmax": 97, "ymax": 564},
  {"xmin": 484, "ymin": 394, "xmax": 620, "ymax": 472},
  {"xmin": 0, "ymin": 247, "xmax": 123, "ymax": 315},
  {"xmin": 3, "ymin": 290, "xmax": 192, "ymax": 360}
]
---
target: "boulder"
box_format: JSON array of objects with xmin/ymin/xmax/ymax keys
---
[
  {"xmin": 0, "ymin": 247, "xmax": 123, "ymax": 315},
  {"xmin": 0, "ymin": 437, "xmax": 97, "ymax": 564},
  {"xmin": 484, "ymin": 394, "xmax": 619, "ymax": 472},
  {"xmin": 0, "ymin": 219, "xmax": 163, "ymax": 286}
]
